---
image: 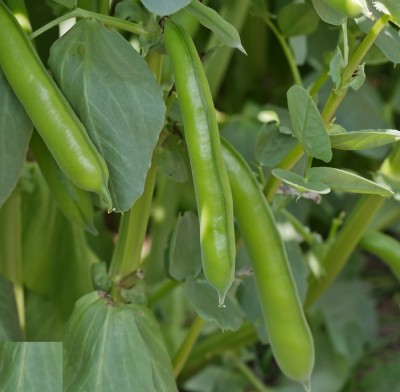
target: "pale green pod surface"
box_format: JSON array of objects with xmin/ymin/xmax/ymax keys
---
[
  {"xmin": 221, "ymin": 138, "xmax": 315, "ymax": 383},
  {"xmin": 0, "ymin": 1, "xmax": 112, "ymax": 210},
  {"xmin": 164, "ymin": 19, "xmax": 235, "ymax": 305}
]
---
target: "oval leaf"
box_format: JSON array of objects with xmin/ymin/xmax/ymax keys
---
[
  {"xmin": 168, "ymin": 212, "xmax": 202, "ymax": 281},
  {"xmin": 49, "ymin": 20, "xmax": 166, "ymax": 212},
  {"xmin": 330, "ymin": 128, "xmax": 400, "ymax": 150},
  {"xmin": 0, "ymin": 342, "xmax": 62, "ymax": 392},
  {"xmin": 308, "ymin": 167, "xmax": 394, "ymax": 197},
  {"xmin": 255, "ymin": 124, "xmax": 298, "ymax": 167},
  {"xmin": 185, "ymin": 0, "xmax": 246, "ymax": 53},
  {"xmin": 156, "ymin": 149, "xmax": 188, "ymax": 183},
  {"xmin": 141, "ymin": 0, "xmax": 190, "ymax": 15},
  {"xmin": 272, "ymin": 168, "xmax": 331, "ymax": 194},
  {"xmin": 64, "ymin": 292, "xmax": 178, "ymax": 391},
  {"xmin": 0, "ymin": 71, "xmax": 33, "ymax": 208},
  {"xmin": 185, "ymin": 278, "xmax": 243, "ymax": 331},
  {"xmin": 278, "ymin": 2, "xmax": 320, "ymax": 37},
  {"xmin": 287, "ymin": 85, "xmax": 332, "ymax": 162},
  {"xmin": 311, "ymin": 0, "xmax": 347, "ymax": 25}
]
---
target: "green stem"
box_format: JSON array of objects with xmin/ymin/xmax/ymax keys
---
[
  {"xmin": 30, "ymin": 7, "xmax": 148, "ymax": 39},
  {"xmin": 342, "ymin": 21, "xmax": 349, "ymax": 66},
  {"xmin": 308, "ymin": 69, "xmax": 329, "ymax": 98},
  {"xmin": 109, "ymin": 164, "xmax": 157, "ymax": 285},
  {"xmin": 172, "ymin": 316, "xmax": 206, "ymax": 378},
  {"xmin": 231, "ymin": 356, "xmax": 273, "ymax": 392},
  {"xmin": 281, "ymin": 209, "xmax": 314, "ymax": 246},
  {"xmin": 0, "ymin": 190, "xmax": 25, "ymax": 338},
  {"xmin": 180, "ymin": 322, "xmax": 257, "ymax": 381},
  {"xmin": 380, "ymin": 140, "xmax": 400, "ymax": 182},
  {"xmin": 98, "ymin": 0, "xmax": 109, "ymax": 15},
  {"xmin": 143, "ymin": 176, "xmax": 182, "ymax": 284},
  {"xmin": 204, "ymin": 0, "xmax": 250, "ymax": 98},
  {"xmin": 147, "ymin": 280, "xmax": 179, "ymax": 306},
  {"xmin": 262, "ymin": 16, "xmax": 302, "ymax": 87},
  {"xmin": 321, "ymin": 14, "xmax": 390, "ymax": 124},
  {"xmin": 305, "ymin": 195, "xmax": 385, "ymax": 308}
]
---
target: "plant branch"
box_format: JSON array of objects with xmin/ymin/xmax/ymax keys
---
[
  {"xmin": 262, "ymin": 15, "xmax": 303, "ymax": 87},
  {"xmin": 30, "ymin": 7, "xmax": 148, "ymax": 39},
  {"xmin": 180, "ymin": 322, "xmax": 257, "ymax": 381},
  {"xmin": 305, "ymin": 195, "xmax": 385, "ymax": 308},
  {"xmin": 172, "ymin": 316, "xmax": 206, "ymax": 378},
  {"xmin": 109, "ymin": 164, "xmax": 157, "ymax": 285},
  {"xmin": 230, "ymin": 355, "xmax": 273, "ymax": 392}
]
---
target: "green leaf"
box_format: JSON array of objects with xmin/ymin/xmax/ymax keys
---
[
  {"xmin": 168, "ymin": 212, "xmax": 203, "ymax": 281},
  {"xmin": 317, "ymin": 280, "xmax": 378, "ymax": 365},
  {"xmin": 277, "ymin": 2, "xmax": 320, "ymax": 37},
  {"xmin": 373, "ymin": 0, "xmax": 400, "ymax": 27},
  {"xmin": 329, "ymin": 127, "xmax": 400, "ymax": 150},
  {"xmin": 115, "ymin": 0, "xmax": 147, "ymax": 22},
  {"xmin": 344, "ymin": 63, "xmax": 366, "ymax": 91},
  {"xmin": 156, "ymin": 149, "xmax": 188, "ymax": 183},
  {"xmin": 287, "ymin": 86, "xmax": 332, "ymax": 162},
  {"xmin": 184, "ymin": 365, "xmax": 250, "ymax": 392},
  {"xmin": 328, "ymin": 48, "xmax": 344, "ymax": 91},
  {"xmin": 308, "ymin": 167, "xmax": 394, "ymax": 196},
  {"xmin": 185, "ymin": 278, "xmax": 243, "ymax": 331},
  {"xmin": 0, "ymin": 342, "xmax": 62, "ymax": 392},
  {"xmin": 186, "ymin": 0, "xmax": 246, "ymax": 53},
  {"xmin": 272, "ymin": 168, "xmax": 331, "ymax": 194},
  {"xmin": 311, "ymin": 0, "xmax": 347, "ymax": 25},
  {"xmin": 64, "ymin": 292, "xmax": 178, "ymax": 391},
  {"xmin": 0, "ymin": 71, "xmax": 33, "ymax": 208},
  {"xmin": 237, "ymin": 276, "xmax": 268, "ymax": 343},
  {"xmin": 48, "ymin": 19, "xmax": 166, "ymax": 212},
  {"xmin": 141, "ymin": 0, "xmax": 190, "ymax": 15},
  {"xmin": 255, "ymin": 124, "xmax": 298, "ymax": 167},
  {"xmin": 21, "ymin": 164, "xmax": 95, "ymax": 321},
  {"xmin": 0, "ymin": 275, "xmax": 23, "ymax": 341}
]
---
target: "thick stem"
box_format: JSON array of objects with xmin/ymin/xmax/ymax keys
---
[
  {"xmin": 305, "ymin": 195, "xmax": 385, "ymax": 308},
  {"xmin": 172, "ymin": 316, "xmax": 206, "ymax": 378},
  {"xmin": 0, "ymin": 190, "xmax": 25, "ymax": 338},
  {"xmin": 109, "ymin": 164, "xmax": 157, "ymax": 284},
  {"xmin": 142, "ymin": 176, "xmax": 182, "ymax": 284}
]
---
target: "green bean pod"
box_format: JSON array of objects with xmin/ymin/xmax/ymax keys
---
[
  {"xmin": 221, "ymin": 138, "xmax": 314, "ymax": 383},
  {"xmin": 30, "ymin": 131, "xmax": 97, "ymax": 234},
  {"xmin": 163, "ymin": 19, "xmax": 235, "ymax": 305},
  {"xmin": 0, "ymin": 1, "xmax": 112, "ymax": 210}
]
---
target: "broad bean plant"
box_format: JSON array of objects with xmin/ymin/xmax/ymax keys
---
[{"xmin": 0, "ymin": 0, "xmax": 399, "ymax": 391}]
